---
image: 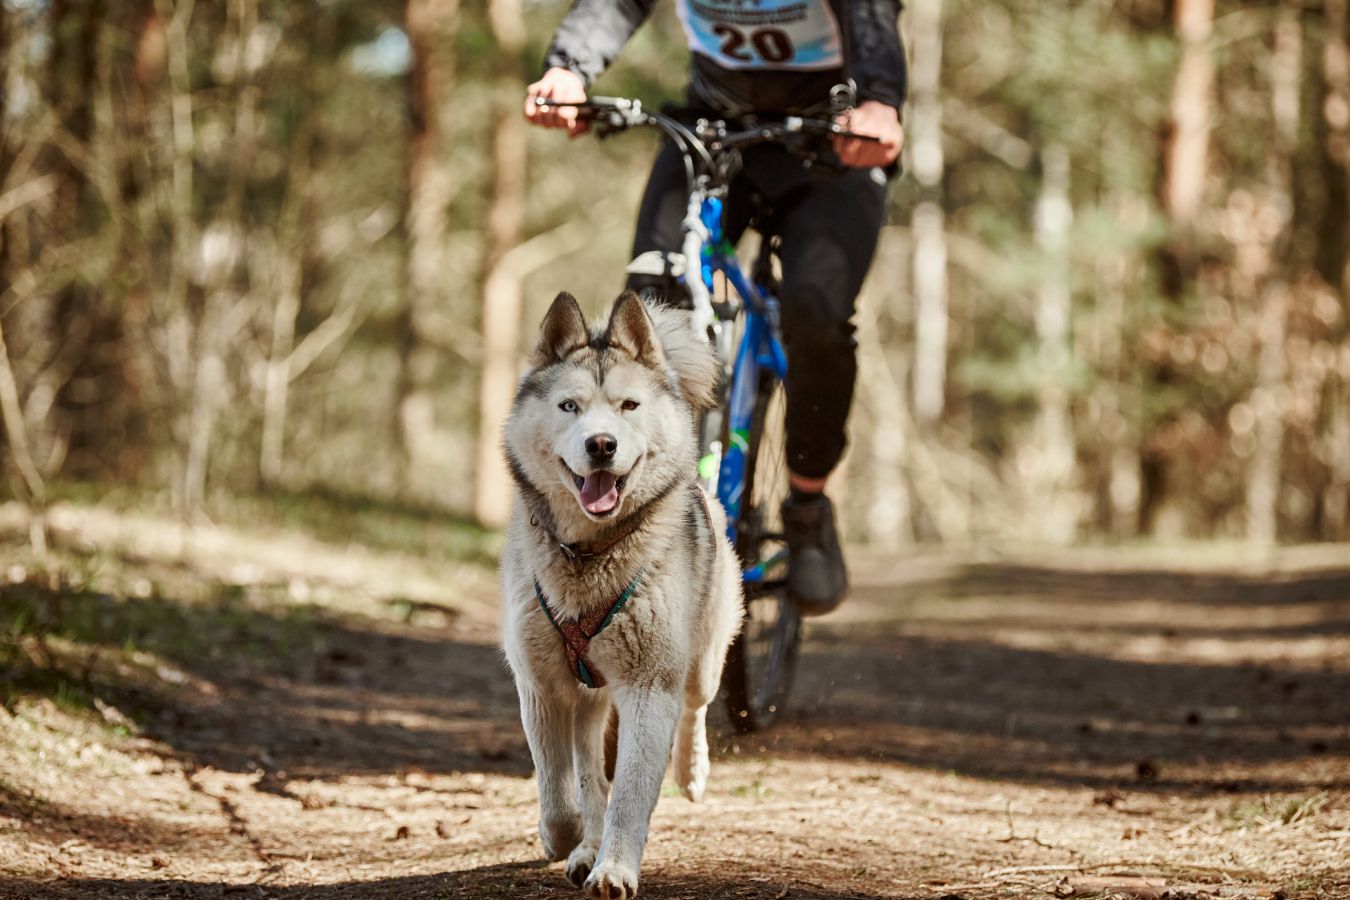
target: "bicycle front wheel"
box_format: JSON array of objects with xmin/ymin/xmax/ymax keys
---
[{"xmin": 723, "ymin": 371, "xmax": 801, "ymax": 733}]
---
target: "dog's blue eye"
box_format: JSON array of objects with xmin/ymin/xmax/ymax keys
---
[
  {"xmin": 559, "ymin": 400, "xmax": 579, "ymax": 413},
  {"xmin": 621, "ymin": 399, "xmax": 640, "ymax": 412}
]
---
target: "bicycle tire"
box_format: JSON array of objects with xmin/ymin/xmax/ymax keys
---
[{"xmin": 722, "ymin": 371, "xmax": 801, "ymax": 733}]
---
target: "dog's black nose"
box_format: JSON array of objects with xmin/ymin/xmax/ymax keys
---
[{"xmin": 585, "ymin": 433, "xmax": 618, "ymax": 459}]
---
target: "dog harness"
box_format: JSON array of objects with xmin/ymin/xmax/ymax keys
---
[{"xmin": 534, "ymin": 569, "xmax": 644, "ymax": 689}]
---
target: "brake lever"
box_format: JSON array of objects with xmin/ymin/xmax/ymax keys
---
[
  {"xmin": 771, "ymin": 115, "xmax": 878, "ymax": 144},
  {"xmin": 532, "ymin": 97, "xmax": 641, "ymax": 138},
  {"xmin": 829, "ymin": 126, "xmax": 882, "ymax": 144}
]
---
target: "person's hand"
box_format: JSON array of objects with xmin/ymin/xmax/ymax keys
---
[
  {"xmin": 524, "ymin": 67, "xmax": 589, "ymax": 137},
  {"xmin": 833, "ymin": 100, "xmax": 904, "ymax": 168}
]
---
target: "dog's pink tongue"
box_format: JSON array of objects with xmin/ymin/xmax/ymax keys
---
[{"xmin": 580, "ymin": 471, "xmax": 619, "ymax": 514}]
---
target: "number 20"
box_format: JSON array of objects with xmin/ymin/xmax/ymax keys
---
[{"xmin": 713, "ymin": 25, "xmax": 794, "ymax": 64}]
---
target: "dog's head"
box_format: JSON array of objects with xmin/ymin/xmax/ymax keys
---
[{"xmin": 504, "ymin": 291, "xmax": 718, "ymax": 524}]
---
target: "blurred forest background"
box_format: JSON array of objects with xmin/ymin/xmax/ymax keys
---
[{"xmin": 2, "ymin": 0, "xmax": 1349, "ymax": 550}]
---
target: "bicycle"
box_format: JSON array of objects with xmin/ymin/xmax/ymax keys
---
[{"xmin": 539, "ymin": 93, "xmax": 875, "ymax": 732}]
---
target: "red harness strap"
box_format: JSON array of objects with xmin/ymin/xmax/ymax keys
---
[{"xmin": 534, "ymin": 570, "xmax": 643, "ymax": 689}]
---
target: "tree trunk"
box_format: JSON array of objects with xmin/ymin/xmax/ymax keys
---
[
  {"xmin": 1142, "ymin": 0, "xmax": 1214, "ymax": 535},
  {"xmin": 22, "ymin": 0, "xmax": 103, "ymax": 488},
  {"xmin": 399, "ymin": 0, "xmax": 460, "ymax": 504},
  {"xmin": 260, "ymin": 118, "xmax": 314, "ymax": 487},
  {"xmin": 1320, "ymin": 0, "xmax": 1350, "ymax": 538},
  {"xmin": 1092, "ymin": 190, "xmax": 1147, "ymax": 539},
  {"xmin": 1028, "ymin": 144, "xmax": 1077, "ymax": 543},
  {"xmin": 1162, "ymin": 0, "xmax": 1213, "ymax": 238},
  {"xmin": 0, "ymin": 320, "xmax": 48, "ymax": 554},
  {"xmin": 1318, "ymin": 0, "xmax": 1350, "ymax": 294},
  {"xmin": 1326, "ymin": 379, "xmax": 1350, "ymax": 539},
  {"xmin": 853, "ymin": 230, "xmax": 913, "ymax": 548},
  {"xmin": 474, "ymin": 0, "xmax": 528, "ymax": 528},
  {"xmin": 1, "ymin": 10, "xmax": 46, "ymax": 551},
  {"xmin": 1246, "ymin": 4, "xmax": 1302, "ymax": 547},
  {"xmin": 907, "ymin": 0, "xmax": 948, "ymax": 426}
]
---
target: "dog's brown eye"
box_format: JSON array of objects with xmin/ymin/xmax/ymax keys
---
[
  {"xmin": 621, "ymin": 399, "xmax": 640, "ymax": 412},
  {"xmin": 559, "ymin": 399, "xmax": 579, "ymax": 413}
]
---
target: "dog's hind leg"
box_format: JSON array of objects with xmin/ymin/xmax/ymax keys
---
[
  {"xmin": 603, "ymin": 704, "xmax": 619, "ymax": 783},
  {"xmin": 585, "ymin": 685, "xmax": 680, "ymax": 900},
  {"xmin": 673, "ymin": 648, "xmax": 722, "ymax": 802},
  {"xmin": 671, "ymin": 702, "xmax": 709, "ymax": 802},
  {"xmin": 566, "ymin": 690, "xmax": 612, "ymax": 887},
  {"xmin": 518, "ymin": 687, "xmax": 582, "ymax": 862}
]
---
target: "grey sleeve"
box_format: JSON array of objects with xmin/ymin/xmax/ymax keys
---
[
  {"xmin": 543, "ymin": 0, "xmax": 663, "ymax": 87},
  {"xmin": 848, "ymin": 0, "xmax": 907, "ymax": 109}
]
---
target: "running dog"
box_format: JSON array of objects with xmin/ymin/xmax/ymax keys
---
[{"xmin": 500, "ymin": 291, "xmax": 742, "ymax": 899}]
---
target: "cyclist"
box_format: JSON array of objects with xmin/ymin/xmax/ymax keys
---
[{"xmin": 523, "ymin": 0, "xmax": 906, "ymax": 616}]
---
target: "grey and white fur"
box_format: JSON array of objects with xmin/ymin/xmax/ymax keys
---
[{"xmin": 500, "ymin": 291, "xmax": 742, "ymax": 899}]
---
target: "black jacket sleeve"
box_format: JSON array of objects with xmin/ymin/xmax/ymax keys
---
[
  {"xmin": 543, "ymin": 0, "xmax": 662, "ymax": 86},
  {"xmin": 848, "ymin": 0, "xmax": 907, "ymax": 109}
]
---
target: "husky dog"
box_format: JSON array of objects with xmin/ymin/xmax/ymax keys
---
[{"xmin": 500, "ymin": 291, "xmax": 742, "ymax": 899}]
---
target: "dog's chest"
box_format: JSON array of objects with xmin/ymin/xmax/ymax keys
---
[{"xmin": 520, "ymin": 579, "xmax": 685, "ymax": 691}]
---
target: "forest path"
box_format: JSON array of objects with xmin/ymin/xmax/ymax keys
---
[{"xmin": 2, "ymin": 538, "xmax": 1348, "ymax": 899}]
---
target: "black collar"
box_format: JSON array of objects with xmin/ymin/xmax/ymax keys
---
[{"xmin": 531, "ymin": 509, "xmax": 648, "ymax": 564}]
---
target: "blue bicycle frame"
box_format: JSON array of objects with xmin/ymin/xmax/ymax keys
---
[{"xmin": 693, "ymin": 196, "xmax": 789, "ymax": 586}]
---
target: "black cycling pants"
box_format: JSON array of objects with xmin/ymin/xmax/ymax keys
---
[{"xmin": 625, "ymin": 139, "xmax": 888, "ymax": 480}]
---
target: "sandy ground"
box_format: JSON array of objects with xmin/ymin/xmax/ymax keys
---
[{"xmin": 1, "ymin": 524, "xmax": 1347, "ymax": 899}]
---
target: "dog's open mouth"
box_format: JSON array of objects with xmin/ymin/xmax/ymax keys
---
[{"xmin": 567, "ymin": 465, "xmax": 629, "ymax": 516}]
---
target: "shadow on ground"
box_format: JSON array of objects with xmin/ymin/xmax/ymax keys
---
[
  {"xmin": 0, "ymin": 864, "xmax": 908, "ymax": 900},
  {"xmin": 0, "ymin": 576, "xmax": 529, "ymax": 781},
  {"xmin": 0, "ymin": 785, "xmax": 193, "ymax": 858},
  {"xmin": 5, "ymin": 558, "xmax": 1348, "ymax": 794},
  {"xmin": 902, "ymin": 562, "xmax": 1350, "ymax": 608},
  {"xmin": 739, "ymin": 563, "xmax": 1350, "ymax": 792}
]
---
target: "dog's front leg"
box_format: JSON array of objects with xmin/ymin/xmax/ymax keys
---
[
  {"xmin": 565, "ymin": 689, "xmax": 612, "ymax": 887},
  {"xmin": 584, "ymin": 685, "xmax": 679, "ymax": 900},
  {"xmin": 518, "ymin": 686, "xmax": 582, "ymax": 861}
]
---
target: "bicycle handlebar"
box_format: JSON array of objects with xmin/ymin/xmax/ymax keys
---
[
  {"xmin": 530, "ymin": 94, "xmax": 879, "ymax": 337},
  {"xmin": 532, "ymin": 96, "xmax": 881, "ymax": 150}
]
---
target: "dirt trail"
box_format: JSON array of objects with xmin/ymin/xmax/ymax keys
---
[{"xmin": 2, "ymin": 544, "xmax": 1348, "ymax": 899}]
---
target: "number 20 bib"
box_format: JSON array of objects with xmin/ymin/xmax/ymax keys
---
[{"xmin": 677, "ymin": 0, "xmax": 844, "ymax": 71}]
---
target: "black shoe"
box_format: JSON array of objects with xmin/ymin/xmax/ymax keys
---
[{"xmin": 781, "ymin": 493, "xmax": 848, "ymax": 616}]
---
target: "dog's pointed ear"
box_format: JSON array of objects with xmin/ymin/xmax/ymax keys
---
[
  {"xmin": 605, "ymin": 291, "xmax": 665, "ymax": 367},
  {"xmin": 532, "ymin": 292, "xmax": 589, "ymax": 367}
]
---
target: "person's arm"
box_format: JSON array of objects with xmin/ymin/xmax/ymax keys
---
[
  {"xmin": 834, "ymin": 0, "xmax": 907, "ymax": 168},
  {"xmin": 524, "ymin": 0, "xmax": 661, "ymax": 134},
  {"xmin": 849, "ymin": 0, "xmax": 906, "ymax": 109},
  {"xmin": 545, "ymin": 0, "xmax": 661, "ymax": 87}
]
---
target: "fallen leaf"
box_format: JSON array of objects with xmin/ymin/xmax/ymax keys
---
[{"xmin": 1093, "ymin": 788, "xmax": 1124, "ymax": 807}]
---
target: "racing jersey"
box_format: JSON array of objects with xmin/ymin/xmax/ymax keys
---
[{"xmin": 544, "ymin": 0, "xmax": 906, "ymax": 116}]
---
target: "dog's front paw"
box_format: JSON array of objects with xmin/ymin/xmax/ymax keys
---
[
  {"xmin": 584, "ymin": 859, "xmax": 638, "ymax": 899},
  {"xmin": 565, "ymin": 843, "xmax": 598, "ymax": 887},
  {"xmin": 539, "ymin": 814, "xmax": 583, "ymax": 862}
]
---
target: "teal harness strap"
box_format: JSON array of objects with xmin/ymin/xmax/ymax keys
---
[
  {"xmin": 595, "ymin": 573, "xmax": 642, "ymax": 633},
  {"xmin": 534, "ymin": 568, "xmax": 644, "ymax": 689}
]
